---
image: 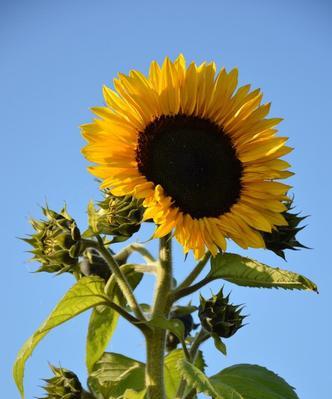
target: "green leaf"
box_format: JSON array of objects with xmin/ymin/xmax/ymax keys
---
[
  {"xmin": 13, "ymin": 277, "xmax": 108, "ymax": 398},
  {"xmin": 212, "ymin": 335, "xmax": 227, "ymax": 355},
  {"xmin": 164, "ymin": 349, "xmax": 205, "ymax": 398},
  {"xmin": 210, "ymin": 364, "xmax": 299, "ymax": 399},
  {"xmin": 145, "ymin": 315, "xmax": 185, "ymax": 341},
  {"xmin": 86, "ymin": 267, "xmax": 143, "ymax": 372},
  {"xmin": 176, "ymin": 359, "xmax": 223, "ymax": 398},
  {"xmin": 123, "ymin": 389, "xmax": 147, "ymax": 398},
  {"xmin": 88, "ymin": 352, "xmax": 145, "ymax": 399},
  {"xmin": 209, "ymin": 253, "xmax": 317, "ymax": 291},
  {"xmin": 86, "ymin": 304, "xmax": 120, "ymax": 373},
  {"xmin": 87, "ymin": 200, "xmax": 99, "ymax": 234}
]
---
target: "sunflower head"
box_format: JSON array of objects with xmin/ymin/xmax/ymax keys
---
[
  {"xmin": 198, "ymin": 288, "xmax": 246, "ymax": 338},
  {"xmin": 82, "ymin": 55, "xmax": 293, "ymax": 259},
  {"xmin": 40, "ymin": 365, "xmax": 82, "ymax": 399},
  {"xmin": 87, "ymin": 192, "xmax": 144, "ymax": 241},
  {"xmin": 262, "ymin": 199, "xmax": 308, "ymax": 259},
  {"xmin": 24, "ymin": 206, "xmax": 82, "ymax": 274}
]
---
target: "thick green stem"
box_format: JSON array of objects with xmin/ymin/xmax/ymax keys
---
[{"xmin": 145, "ymin": 234, "xmax": 173, "ymax": 399}]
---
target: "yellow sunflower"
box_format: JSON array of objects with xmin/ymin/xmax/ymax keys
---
[{"xmin": 81, "ymin": 55, "xmax": 293, "ymax": 259}]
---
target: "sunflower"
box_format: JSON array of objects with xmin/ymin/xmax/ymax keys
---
[{"xmin": 82, "ymin": 55, "xmax": 293, "ymax": 259}]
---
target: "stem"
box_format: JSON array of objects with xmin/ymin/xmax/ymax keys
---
[
  {"xmin": 176, "ymin": 252, "xmax": 210, "ymax": 291},
  {"xmin": 105, "ymin": 300, "xmax": 140, "ymax": 325},
  {"xmin": 85, "ymin": 238, "xmax": 146, "ymax": 321},
  {"xmin": 175, "ymin": 329, "xmax": 210, "ymax": 399},
  {"xmin": 145, "ymin": 234, "xmax": 173, "ymax": 399},
  {"xmin": 114, "ymin": 242, "xmax": 156, "ymax": 264},
  {"xmin": 171, "ymin": 276, "xmax": 212, "ymax": 303}
]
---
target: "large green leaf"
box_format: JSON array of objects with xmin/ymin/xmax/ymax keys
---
[
  {"xmin": 176, "ymin": 359, "xmax": 224, "ymax": 398},
  {"xmin": 164, "ymin": 349, "xmax": 206, "ymax": 398},
  {"xmin": 88, "ymin": 352, "xmax": 145, "ymax": 399},
  {"xmin": 210, "ymin": 364, "xmax": 299, "ymax": 399},
  {"xmin": 209, "ymin": 253, "xmax": 317, "ymax": 291},
  {"xmin": 13, "ymin": 277, "xmax": 108, "ymax": 398},
  {"xmin": 86, "ymin": 305, "xmax": 120, "ymax": 373},
  {"xmin": 86, "ymin": 268, "xmax": 143, "ymax": 372},
  {"xmin": 123, "ymin": 389, "xmax": 147, "ymax": 398}
]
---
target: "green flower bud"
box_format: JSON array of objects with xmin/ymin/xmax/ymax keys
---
[
  {"xmin": 79, "ymin": 248, "xmax": 111, "ymax": 281},
  {"xmin": 24, "ymin": 206, "xmax": 82, "ymax": 274},
  {"xmin": 87, "ymin": 193, "xmax": 144, "ymax": 241},
  {"xmin": 198, "ymin": 288, "xmax": 245, "ymax": 338},
  {"xmin": 262, "ymin": 199, "xmax": 308, "ymax": 259},
  {"xmin": 166, "ymin": 305, "xmax": 199, "ymax": 351},
  {"xmin": 40, "ymin": 365, "xmax": 83, "ymax": 399}
]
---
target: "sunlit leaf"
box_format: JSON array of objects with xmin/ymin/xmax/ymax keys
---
[
  {"xmin": 13, "ymin": 277, "xmax": 108, "ymax": 398},
  {"xmin": 209, "ymin": 253, "xmax": 317, "ymax": 291},
  {"xmin": 210, "ymin": 364, "xmax": 299, "ymax": 399},
  {"xmin": 88, "ymin": 352, "xmax": 145, "ymax": 398},
  {"xmin": 86, "ymin": 268, "xmax": 143, "ymax": 372}
]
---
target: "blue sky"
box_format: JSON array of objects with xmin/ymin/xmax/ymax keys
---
[{"xmin": 2, "ymin": 0, "xmax": 331, "ymax": 397}]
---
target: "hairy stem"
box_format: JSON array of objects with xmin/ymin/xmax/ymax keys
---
[
  {"xmin": 86, "ymin": 237, "xmax": 146, "ymax": 321},
  {"xmin": 145, "ymin": 234, "xmax": 173, "ymax": 399},
  {"xmin": 170, "ymin": 276, "xmax": 212, "ymax": 303},
  {"xmin": 175, "ymin": 329, "xmax": 210, "ymax": 398},
  {"xmin": 114, "ymin": 242, "xmax": 156, "ymax": 264},
  {"xmin": 105, "ymin": 300, "xmax": 140, "ymax": 325},
  {"xmin": 176, "ymin": 252, "xmax": 210, "ymax": 291}
]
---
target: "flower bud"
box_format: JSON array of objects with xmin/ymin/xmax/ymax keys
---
[
  {"xmin": 87, "ymin": 193, "xmax": 144, "ymax": 240},
  {"xmin": 262, "ymin": 199, "xmax": 308, "ymax": 259},
  {"xmin": 24, "ymin": 206, "xmax": 82, "ymax": 274},
  {"xmin": 40, "ymin": 365, "xmax": 83, "ymax": 399},
  {"xmin": 79, "ymin": 248, "xmax": 111, "ymax": 281},
  {"xmin": 166, "ymin": 305, "xmax": 199, "ymax": 351},
  {"xmin": 198, "ymin": 288, "xmax": 245, "ymax": 338}
]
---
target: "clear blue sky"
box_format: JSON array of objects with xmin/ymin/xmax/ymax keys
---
[{"xmin": 2, "ymin": 1, "xmax": 331, "ymax": 398}]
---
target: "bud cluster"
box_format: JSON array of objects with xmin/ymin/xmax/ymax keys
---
[
  {"xmin": 198, "ymin": 288, "xmax": 245, "ymax": 338},
  {"xmin": 41, "ymin": 365, "xmax": 83, "ymax": 399},
  {"xmin": 88, "ymin": 192, "xmax": 144, "ymax": 240},
  {"xmin": 263, "ymin": 199, "xmax": 307, "ymax": 259},
  {"xmin": 25, "ymin": 207, "xmax": 81, "ymax": 274}
]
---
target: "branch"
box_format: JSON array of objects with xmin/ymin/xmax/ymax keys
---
[
  {"xmin": 115, "ymin": 242, "xmax": 156, "ymax": 264},
  {"xmin": 85, "ymin": 237, "xmax": 146, "ymax": 321},
  {"xmin": 176, "ymin": 252, "xmax": 210, "ymax": 291},
  {"xmin": 176, "ymin": 329, "xmax": 210, "ymax": 399},
  {"xmin": 170, "ymin": 276, "xmax": 212, "ymax": 303},
  {"xmin": 105, "ymin": 300, "xmax": 140, "ymax": 325},
  {"xmin": 104, "ymin": 263, "xmax": 156, "ymax": 296}
]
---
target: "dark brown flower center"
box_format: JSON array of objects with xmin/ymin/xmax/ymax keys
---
[{"xmin": 136, "ymin": 114, "xmax": 243, "ymax": 218}]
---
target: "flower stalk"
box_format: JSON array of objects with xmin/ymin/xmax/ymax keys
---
[{"xmin": 145, "ymin": 234, "xmax": 173, "ymax": 399}]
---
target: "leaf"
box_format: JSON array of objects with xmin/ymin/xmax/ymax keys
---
[
  {"xmin": 13, "ymin": 277, "xmax": 108, "ymax": 398},
  {"xmin": 164, "ymin": 349, "xmax": 205, "ymax": 398},
  {"xmin": 86, "ymin": 305, "xmax": 120, "ymax": 373},
  {"xmin": 145, "ymin": 315, "xmax": 185, "ymax": 341},
  {"xmin": 86, "ymin": 268, "xmax": 143, "ymax": 372},
  {"xmin": 209, "ymin": 253, "xmax": 317, "ymax": 291},
  {"xmin": 123, "ymin": 389, "xmax": 147, "ymax": 398},
  {"xmin": 176, "ymin": 359, "xmax": 223, "ymax": 398},
  {"xmin": 210, "ymin": 364, "xmax": 299, "ymax": 399},
  {"xmin": 88, "ymin": 352, "xmax": 145, "ymax": 399},
  {"xmin": 212, "ymin": 335, "xmax": 227, "ymax": 355}
]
